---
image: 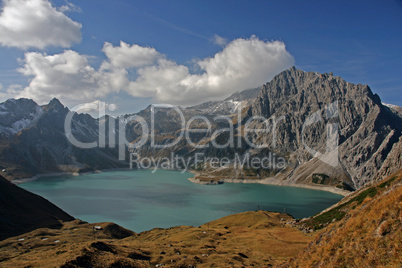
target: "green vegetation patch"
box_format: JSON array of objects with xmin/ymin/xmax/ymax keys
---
[
  {"xmin": 310, "ymin": 205, "xmax": 347, "ymax": 230},
  {"xmin": 350, "ymin": 187, "xmax": 378, "ymax": 205},
  {"xmin": 378, "ymin": 176, "xmax": 397, "ymax": 188},
  {"xmin": 312, "ymin": 173, "xmax": 329, "ymax": 184},
  {"xmin": 306, "ymin": 183, "xmax": 380, "ymax": 230}
]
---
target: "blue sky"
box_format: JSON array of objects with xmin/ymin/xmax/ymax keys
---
[{"xmin": 0, "ymin": 0, "xmax": 401, "ymax": 115}]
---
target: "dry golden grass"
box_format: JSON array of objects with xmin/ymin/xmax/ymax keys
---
[
  {"xmin": 0, "ymin": 211, "xmax": 315, "ymax": 267},
  {"xmin": 282, "ymin": 169, "xmax": 402, "ymax": 267}
]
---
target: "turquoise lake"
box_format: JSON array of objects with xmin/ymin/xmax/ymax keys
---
[{"xmin": 20, "ymin": 169, "xmax": 343, "ymax": 232}]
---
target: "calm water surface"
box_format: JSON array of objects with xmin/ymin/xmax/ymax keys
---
[{"xmin": 20, "ymin": 169, "xmax": 343, "ymax": 232}]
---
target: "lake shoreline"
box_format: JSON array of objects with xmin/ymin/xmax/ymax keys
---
[
  {"xmin": 14, "ymin": 167, "xmax": 350, "ymax": 196},
  {"xmin": 12, "ymin": 168, "xmax": 133, "ymax": 184},
  {"xmin": 19, "ymin": 168, "xmax": 346, "ymax": 232},
  {"xmin": 187, "ymin": 172, "xmax": 351, "ymax": 197}
]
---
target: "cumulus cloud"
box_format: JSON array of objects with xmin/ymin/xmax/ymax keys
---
[
  {"xmin": 102, "ymin": 41, "xmax": 161, "ymax": 69},
  {"xmin": 15, "ymin": 49, "xmax": 129, "ymax": 103},
  {"xmin": 126, "ymin": 36, "xmax": 294, "ymax": 104},
  {"xmin": 17, "ymin": 36, "xmax": 295, "ymax": 106},
  {"xmin": 0, "ymin": 0, "xmax": 82, "ymax": 49},
  {"xmin": 17, "ymin": 50, "xmax": 107, "ymax": 102}
]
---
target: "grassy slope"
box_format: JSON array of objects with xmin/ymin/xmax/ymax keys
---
[
  {"xmin": 0, "ymin": 211, "xmax": 314, "ymax": 267},
  {"xmin": 282, "ymin": 169, "xmax": 402, "ymax": 267}
]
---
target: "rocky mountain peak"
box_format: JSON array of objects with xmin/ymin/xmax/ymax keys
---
[
  {"xmin": 45, "ymin": 98, "xmax": 65, "ymax": 111},
  {"xmin": 248, "ymin": 67, "xmax": 401, "ymax": 189},
  {"xmin": 0, "ymin": 98, "xmax": 39, "ymax": 112},
  {"xmin": 251, "ymin": 67, "xmax": 383, "ymax": 119},
  {"xmin": 0, "ymin": 98, "xmax": 43, "ymax": 136}
]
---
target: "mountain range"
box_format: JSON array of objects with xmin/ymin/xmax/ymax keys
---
[{"xmin": 0, "ymin": 67, "xmax": 401, "ymax": 192}]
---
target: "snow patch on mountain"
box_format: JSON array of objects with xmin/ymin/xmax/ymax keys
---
[{"xmin": 0, "ymin": 101, "xmax": 44, "ymax": 135}]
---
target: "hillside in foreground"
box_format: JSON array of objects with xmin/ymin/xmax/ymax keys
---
[
  {"xmin": 282, "ymin": 169, "xmax": 401, "ymax": 267},
  {"xmin": 0, "ymin": 211, "xmax": 314, "ymax": 267},
  {"xmin": 0, "ymin": 175, "xmax": 74, "ymax": 241},
  {"xmin": 0, "ymin": 169, "xmax": 400, "ymax": 267}
]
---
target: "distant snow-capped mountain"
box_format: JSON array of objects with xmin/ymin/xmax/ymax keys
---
[{"xmin": 0, "ymin": 99, "xmax": 43, "ymax": 136}]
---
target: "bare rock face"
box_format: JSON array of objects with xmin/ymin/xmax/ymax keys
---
[
  {"xmin": 249, "ymin": 67, "xmax": 402, "ymax": 189},
  {"xmin": 376, "ymin": 136, "xmax": 402, "ymax": 180},
  {"xmin": 383, "ymin": 103, "xmax": 402, "ymax": 117}
]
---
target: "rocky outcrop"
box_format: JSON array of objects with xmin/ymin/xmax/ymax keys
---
[{"xmin": 376, "ymin": 136, "xmax": 402, "ymax": 180}]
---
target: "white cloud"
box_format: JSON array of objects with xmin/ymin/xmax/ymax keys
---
[
  {"xmin": 0, "ymin": 83, "xmax": 23, "ymax": 101},
  {"xmin": 6, "ymin": 84, "xmax": 22, "ymax": 94},
  {"xmin": 17, "ymin": 36, "xmax": 295, "ymax": 106},
  {"xmin": 17, "ymin": 50, "xmax": 107, "ymax": 102},
  {"xmin": 127, "ymin": 58, "xmax": 190, "ymax": 100},
  {"xmin": 58, "ymin": 2, "xmax": 81, "ymax": 13},
  {"xmin": 16, "ymin": 49, "xmax": 129, "ymax": 103},
  {"xmin": 102, "ymin": 41, "xmax": 161, "ymax": 69},
  {"xmin": 126, "ymin": 36, "xmax": 294, "ymax": 104},
  {"xmin": 70, "ymin": 100, "xmax": 119, "ymax": 117},
  {"xmin": 0, "ymin": 0, "xmax": 82, "ymax": 49},
  {"xmin": 71, "ymin": 100, "xmax": 102, "ymax": 113},
  {"xmin": 213, "ymin": 34, "xmax": 228, "ymax": 46}
]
